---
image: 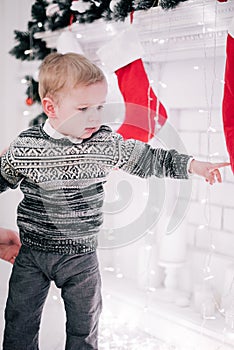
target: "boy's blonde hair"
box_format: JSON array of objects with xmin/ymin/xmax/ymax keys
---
[{"xmin": 38, "ymin": 52, "xmax": 106, "ymax": 102}]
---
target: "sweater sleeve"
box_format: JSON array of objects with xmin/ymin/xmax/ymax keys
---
[
  {"xmin": 113, "ymin": 134, "xmax": 192, "ymax": 179},
  {"xmin": 0, "ymin": 148, "xmax": 23, "ymax": 193}
]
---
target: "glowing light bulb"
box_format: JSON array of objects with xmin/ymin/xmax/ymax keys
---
[
  {"xmin": 24, "ymin": 49, "xmax": 33, "ymax": 55},
  {"xmin": 200, "ymin": 198, "xmax": 208, "ymax": 204},
  {"xmin": 208, "ymin": 126, "xmax": 217, "ymax": 133},
  {"xmin": 198, "ymin": 224, "xmax": 206, "ymax": 230},
  {"xmin": 204, "ymin": 266, "xmax": 211, "ymax": 273},
  {"xmin": 93, "ymin": 1, "xmax": 100, "ymax": 6},
  {"xmin": 148, "ymin": 230, "xmax": 154, "ymax": 235},
  {"xmin": 203, "ymin": 275, "xmax": 214, "ymax": 281},
  {"xmin": 105, "ymin": 24, "xmax": 113, "ymax": 32},
  {"xmin": 104, "ymin": 266, "xmax": 115, "ymax": 272},
  {"xmin": 116, "ymin": 273, "xmax": 123, "ymax": 279},
  {"xmin": 209, "ymin": 152, "xmax": 219, "ymax": 157},
  {"xmin": 159, "ymin": 81, "xmax": 167, "ymax": 88}
]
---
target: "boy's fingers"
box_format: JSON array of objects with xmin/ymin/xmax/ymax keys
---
[
  {"xmin": 210, "ymin": 169, "xmax": 222, "ymax": 182},
  {"xmin": 208, "ymin": 162, "xmax": 230, "ymax": 172},
  {"xmin": 206, "ymin": 169, "xmax": 222, "ymax": 184},
  {"xmin": 10, "ymin": 236, "xmax": 21, "ymax": 246},
  {"xmin": 215, "ymin": 170, "xmax": 222, "ymax": 183}
]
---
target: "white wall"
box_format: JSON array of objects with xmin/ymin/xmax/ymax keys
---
[
  {"xmin": 152, "ymin": 55, "xmax": 234, "ymax": 298},
  {"xmin": 0, "ymin": 1, "xmax": 36, "ymax": 231},
  {"xmin": 105, "ymin": 53, "xmax": 234, "ymax": 305}
]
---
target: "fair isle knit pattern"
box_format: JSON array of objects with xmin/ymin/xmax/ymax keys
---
[{"xmin": 0, "ymin": 124, "xmax": 191, "ymax": 254}]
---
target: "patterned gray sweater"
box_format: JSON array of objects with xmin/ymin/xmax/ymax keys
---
[{"xmin": 0, "ymin": 124, "xmax": 191, "ymax": 254}]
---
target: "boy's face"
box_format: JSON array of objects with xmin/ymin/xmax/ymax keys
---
[{"xmin": 43, "ymin": 80, "xmax": 108, "ymax": 139}]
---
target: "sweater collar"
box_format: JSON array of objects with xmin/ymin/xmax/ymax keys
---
[{"xmin": 43, "ymin": 119, "xmax": 83, "ymax": 144}]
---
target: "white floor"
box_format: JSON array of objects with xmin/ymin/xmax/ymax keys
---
[
  {"xmin": 0, "ymin": 261, "xmax": 163, "ymax": 350},
  {"xmin": 1, "ymin": 260, "xmax": 234, "ymax": 350}
]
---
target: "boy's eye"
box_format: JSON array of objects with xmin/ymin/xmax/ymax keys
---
[
  {"xmin": 78, "ymin": 107, "xmax": 88, "ymax": 112},
  {"xmin": 77, "ymin": 105, "xmax": 104, "ymax": 112}
]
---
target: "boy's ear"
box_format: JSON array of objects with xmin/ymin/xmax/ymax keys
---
[{"xmin": 42, "ymin": 97, "xmax": 56, "ymax": 118}]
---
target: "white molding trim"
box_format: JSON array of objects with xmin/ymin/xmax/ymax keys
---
[{"xmin": 34, "ymin": 0, "xmax": 234, "ymax": 62}]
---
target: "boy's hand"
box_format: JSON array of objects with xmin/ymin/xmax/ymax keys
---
[
  {"xmin": 0, "ymin": 228, "xmax": 21, "ymax": 264},
  {"xmin": 189, "ymin": 160, "xmax": 230, "ymax": 185}
]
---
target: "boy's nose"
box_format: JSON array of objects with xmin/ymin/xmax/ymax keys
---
[{"xmin": 88, "ymin": 108, "xmax": 102, "ymax": 122}]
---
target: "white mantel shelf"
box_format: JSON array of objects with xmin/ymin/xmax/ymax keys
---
[{"xmin": 34, "ymin": 0, "xmax": 234, "ymax": 63}]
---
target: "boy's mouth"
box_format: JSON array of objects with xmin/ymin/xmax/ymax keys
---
[{"xmin": 85, "ymin": 127, "xmax": 98, "ymax": 133}]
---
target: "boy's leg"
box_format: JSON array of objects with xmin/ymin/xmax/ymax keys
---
[
  {"xmin": 3, "ymin": 245, "xmax": 50, "ymax": 350},
  {"xmin": 55, "ymin": 252, "xmax": 102, "ymax": 350}
]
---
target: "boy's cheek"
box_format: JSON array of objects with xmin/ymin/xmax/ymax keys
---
[{"xmin": 57, "ymin": 117, "xmax": 86, "ymax": 137}]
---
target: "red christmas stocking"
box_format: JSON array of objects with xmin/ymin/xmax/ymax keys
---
[
  {"xmin": 222, "ymin": 17, "xmax": 234, "ymax": 172},
  {"xmin": 97, "ymin": 28, "xmax": 168, "ymax": 142}
]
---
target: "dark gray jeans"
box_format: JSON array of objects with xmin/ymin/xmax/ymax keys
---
[{"xmin": 3, "ymin": 245, "xmax": 102, "ymax": 350}]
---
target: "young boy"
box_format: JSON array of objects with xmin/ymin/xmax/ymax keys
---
[{"xmin": 0, "ymin": 52, "xmax": 229, "ymax": 350}]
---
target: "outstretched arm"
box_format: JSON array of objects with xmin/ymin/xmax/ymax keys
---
[
  {"xmin": 112, "ymin": 134, "xmax": 230, "ymax": 182},
  {"xmin": 116, "ymin": 139, "xmax": 191, "ymax": 180},
  {"xmin": 0, "ymin": 228, "xmax": 21, "ymax": 264}
]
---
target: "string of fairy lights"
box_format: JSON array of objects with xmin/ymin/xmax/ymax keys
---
[
  {"xmin": 196, "ymin": 1, "xmax": 234, "ymax": 346},
  {"xmin": 199, "ymin": 0, "xmax": 218, "ymax": 328},
  {"xmin": 140, "ymin": 0, "xmax": 170, "ymax": 337}
]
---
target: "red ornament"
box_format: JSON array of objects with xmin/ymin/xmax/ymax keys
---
[
  {"xmin": 217, "ymin": 0, "xmax": 228, "ymax": 2},
  {"xmin": 26, "ymin": 97, "xmax": 34, "ymax": 106}
]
